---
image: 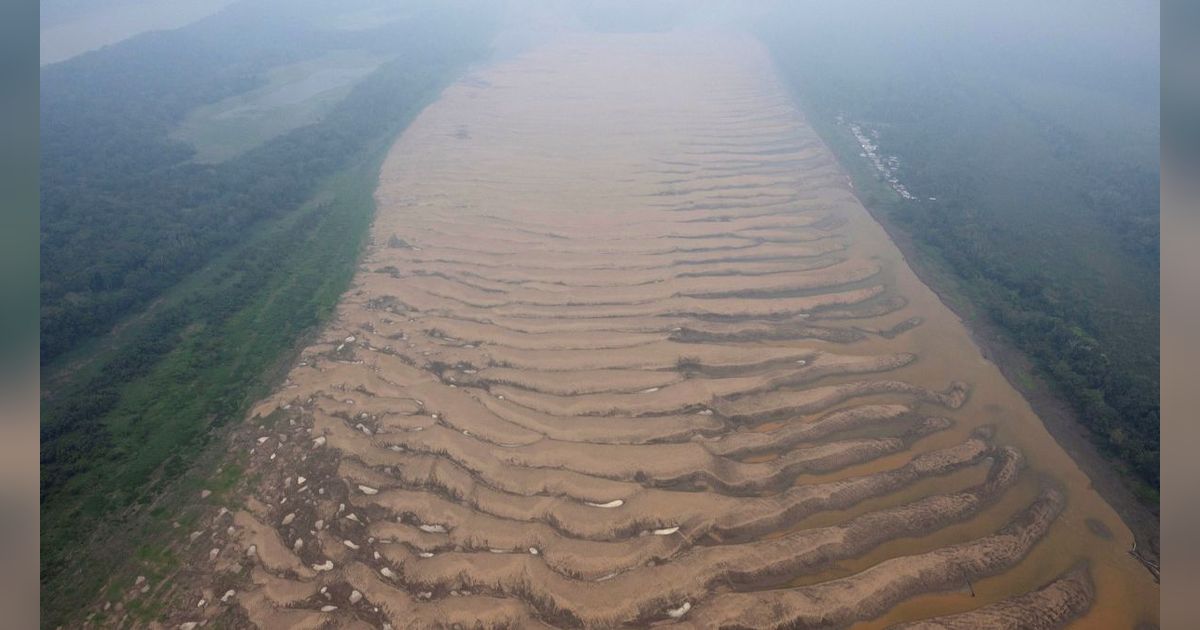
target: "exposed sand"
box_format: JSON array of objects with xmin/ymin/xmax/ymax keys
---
[{"xmin": 159, "ymin": 31, "xmax": 1157, "ymax": 629}]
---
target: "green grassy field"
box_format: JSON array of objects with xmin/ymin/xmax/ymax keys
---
[
  {"xmin": 39, "ymin": 6, "xmax": 496, "ymax": 625},
  {"xmin": 40, "ymin": 153, "xmax": 386, "ymax": 628},
  {"xmin": 171, "ymin": 49, "xmax": 393, "ymax": 162}
]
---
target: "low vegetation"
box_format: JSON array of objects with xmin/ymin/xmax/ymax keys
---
[{"xmin": 39, "ymin": 2, "xmax": 495, "ymax": 625}]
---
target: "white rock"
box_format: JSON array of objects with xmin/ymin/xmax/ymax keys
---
[
  {"xmin": 313, "ymin": 560, "xmax": 334, "ymax": 572},
  {"xmin": 345, "ymin": 336, "xmax": 356, "ymax": 343},
  {"xmin": 297, "ymin": 476, "xmax": 307, "ymax": 485},
  {"xmin": 585, "ymin": 499, "xmax": 624, "ymax": 509},
  {"xmin": 200, "ymin": 490, "xmax": 212, "ymax": 499},
  {"xmin": 343, "ymin": 540, "xmax": 360, "ymax": 550},
  {"xmin": 529, "ymin": 547, "xmax": 540, "ymax": 555},
  {"xmin": 180, "ymin": 623, "xmax": 199, "ymax": 630},
  {"xmin": 349, "ymin": 590, "xmax": 363, "ymax": 604},
  {"xmin": 418, "ymin": 524, "xmax": 446, "ymax": 533},
  {"xmin": 380, "ymin": 567, "xmax": 396, "ymax": 579},
  {"xmin": 358, "ymin": 485, "xmax": 378, "ymax": 496},
  {"xmin": 653, "ymin": 526, "xmax": 680, "ymax": 536},
  {"xmin": 667, "ymin": 602, "xmax": 691, "ymax": 618},
  {"xmin": 320, "ymin": 605, "xmax": 338, "ymax": 612},
  {"xmin": 281, "ymin": 513, "xmax": 296, "ymax": 526},
  {"xmin": 221, "ymin": 589, "xmax": 236, "ymax": 603}
]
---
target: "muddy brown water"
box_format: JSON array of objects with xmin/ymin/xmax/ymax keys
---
[{"xmin": 211, "ymin": 31, "xmax": 1156, "ymax": 628}]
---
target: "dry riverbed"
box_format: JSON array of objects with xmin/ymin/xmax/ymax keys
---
[{"xmin": 116, "ymin": 31, "xmax": 1158, "ymax": 629}]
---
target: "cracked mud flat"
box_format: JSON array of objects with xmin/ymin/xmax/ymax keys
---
[{"xmin": 161, "ymin": 32, "xmax": 1158, "ymax": 629}]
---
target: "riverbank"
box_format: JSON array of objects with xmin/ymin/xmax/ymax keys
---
[{"xmin": 846, "ymin": 172, "xmax": 1161, "ymax": 575}]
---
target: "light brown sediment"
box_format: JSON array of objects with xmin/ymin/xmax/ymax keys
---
[
  {"xmin": 889, "ymin": 564, "xmax": 1094, "ymax": 629},
  {"xmin": 145, "ymin": 29, "xmax": 1157, "ymax": 630},
  {"xmin": 688, "ymin": 489, "xmax": 1066, "ymax": 629}
]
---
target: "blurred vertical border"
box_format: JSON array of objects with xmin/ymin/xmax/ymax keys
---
[
  {"xmin": 0, "ymin": 0, "xmax": 1189, "ymax": 628},
  {"xmin": 0, "ymin": 0, "xmax": 39, "ymax": 626},
  {"xmin": 1163, "ymin": 0, "xmax": 1198, "ymax": 627}
]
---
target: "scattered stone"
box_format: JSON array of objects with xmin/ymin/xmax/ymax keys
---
[{"xmin": 667, "ymin": 602, "xmax": 691, "ymax": 619}]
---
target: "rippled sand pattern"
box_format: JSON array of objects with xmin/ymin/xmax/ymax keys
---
[{"xmin": 222, "ymin": 33, "xmax": 1158, "ymax": 628}]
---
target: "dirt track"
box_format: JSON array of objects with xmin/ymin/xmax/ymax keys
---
[{"xmin": 161, "ymin": 32, "xmax": 1158, "ymax": 629}]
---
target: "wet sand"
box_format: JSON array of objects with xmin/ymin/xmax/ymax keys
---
[{"xmin": 174, "ymin": 31, "xmax": 1158, "ymax": 628}]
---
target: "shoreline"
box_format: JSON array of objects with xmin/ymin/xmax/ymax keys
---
[{"xmin": 849, "ymin": 184, "xmax": 1161, "ymax": 575}]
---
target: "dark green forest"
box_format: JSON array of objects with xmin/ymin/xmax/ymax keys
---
[
  {"xmin": 760, "ymin": 1, "xmax": 1160, "ymax": 497},
  {"xmin": 39, "ymin": 2, "xmax": 495, "ymax": 625},
  {"xmin": 40, "ymin": 1, "xmax": 492, "ymax": 364}
]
